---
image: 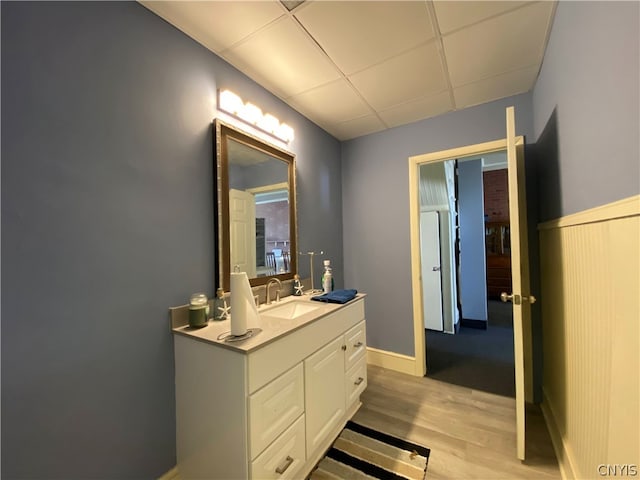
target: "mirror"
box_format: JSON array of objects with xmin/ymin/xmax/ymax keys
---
[{"xmin": 215, "ymin": 119, "xmax": 297, "ymax": 290}]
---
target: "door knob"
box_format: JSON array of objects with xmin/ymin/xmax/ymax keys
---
[
  {"xmin": 501, "ymin": 292, "xmax": 537, "ymax": 304},
  {"xmin": 500, "ymin": 292, "xmax": 520, "ymax": 304}
]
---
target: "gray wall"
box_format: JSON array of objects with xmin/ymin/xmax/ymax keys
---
[
  {"xmin": 341, "ymin": 94, "xmax": 533, "ymax": 357},
  {"xmin": 532, "ymin": 1, "xmax": 639, "ymax": 220},
  {"xmin": 528, "ymin": 0, "xmax": 638, "ymax": 404},
  {"xmin": 229, "ymin": 160, "xmax": 288, "ymax": 191},
  {"xmin": 1, "ymin": 2, "xmax": 341, "ymax": 478},
  {"xmin": 458, "ymin": 159, "xmax": 488, "ymax": 322}
]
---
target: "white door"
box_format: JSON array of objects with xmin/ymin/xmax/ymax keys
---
[
  {"xmin": 505, "ymin": 106, "xmax": 536, "ymax": 460},
  {"xmin": 420, "ymin": 211, "xmax": 444, "ymax": 331},
  {"xmin": 229, "ymin": 188, "xmax": 256, "ymax": 278}
]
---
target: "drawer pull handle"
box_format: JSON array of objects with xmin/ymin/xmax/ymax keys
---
[
  {"xmin": 354, "ymin": 377, "xmax": 364, "ymax": 386},
  {"xmin": 275, "ymin": 456, "xmax": 294, "ymax": 475},
  {"xmin": 341, "ymin": 345, "xmax": 347, "ymax": 351},
  {"xmin": 354, "ymin": 341, "xmax": 363, "ymax": 348}
]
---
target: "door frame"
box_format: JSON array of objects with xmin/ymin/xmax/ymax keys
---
[{"xmin": 408, "ymin": 138, "xmax": 533, "ymax": 401}]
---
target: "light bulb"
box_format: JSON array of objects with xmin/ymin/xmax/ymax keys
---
[
  {"xmin": 241, "ymin": 103, "xmax": 262, "ymax": 124},
  {"xmin": 219, "ymin": 90, "xmax": 242, "ymax": 115},
  {"xmin": 277, "ymin": 124, "xmax": 294, "ymax": 143}
]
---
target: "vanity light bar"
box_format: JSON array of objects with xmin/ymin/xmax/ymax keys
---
[{"xmin": 218, "ymin": 89, "xmax": 295, "ymax": 144}]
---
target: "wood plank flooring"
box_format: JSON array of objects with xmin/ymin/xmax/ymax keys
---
[{"xmin": 352, "ymin": 365, "xmax": 560, "ymax": 479}]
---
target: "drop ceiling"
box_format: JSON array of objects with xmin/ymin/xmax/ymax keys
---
[{"xmin": 140, "ymin": 1, "xmax": 556, "ymax": 141}]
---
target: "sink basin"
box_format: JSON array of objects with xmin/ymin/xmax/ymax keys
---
[{"xmin": 263, "ymin": 301, "xmax": 320, "ymax": 320}]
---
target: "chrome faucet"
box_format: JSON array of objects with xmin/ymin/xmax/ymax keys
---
[{"xmin": 266, "ymin": 278, "xmax": 282, "ymax": 305}]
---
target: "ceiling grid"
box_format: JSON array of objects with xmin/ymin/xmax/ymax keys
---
[{"xmin": 140, "ymin": 0, "xmax": 556, "ymax": 140}]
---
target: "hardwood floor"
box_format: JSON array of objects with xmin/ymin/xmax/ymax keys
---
[{"xmin": 352, "ymin": 365, "xmax": 560, "ymax": 479}]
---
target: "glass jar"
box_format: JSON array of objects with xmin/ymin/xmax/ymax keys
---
[{"xmin": 188, "ymin": 293, "xmax": 209, "ymax": 328}]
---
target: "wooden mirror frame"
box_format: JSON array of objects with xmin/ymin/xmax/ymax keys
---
[{"xmin": 214, "ymin": 119, "xmax": 297, "ymax": 291}]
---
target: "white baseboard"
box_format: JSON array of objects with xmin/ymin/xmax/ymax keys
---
[
  {"xmin": 158, "ymin": 466, "xmax": 179, "ymax": 480},
  {"xmin": 541, "ymin": 388, "xmax": 576, "ymax": 480},
  {"xmin": 366, "ymin": 347, "xmax": 417, "ymax": 375}
]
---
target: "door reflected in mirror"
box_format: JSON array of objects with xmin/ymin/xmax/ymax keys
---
[{"xmin": 215, "ymin": 120, "xmax": 297, "ymax": 290}]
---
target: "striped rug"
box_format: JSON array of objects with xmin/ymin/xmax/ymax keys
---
[{"xmin": 310, "ymin": 421, "xmax": 430, "ymax": 480}]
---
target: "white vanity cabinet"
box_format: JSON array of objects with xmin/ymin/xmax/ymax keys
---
[
  {"xmin": 304, "ymin": 321, "xmax": 367, "ymax": 456},
  {"xmin": 173, "ymin": 296, "xmax": 366, "ymax": 480}
]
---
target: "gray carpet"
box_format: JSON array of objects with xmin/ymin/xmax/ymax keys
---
[{"xmin": 425, "ymin": 301, "xmax": 515, "ymax": 397}]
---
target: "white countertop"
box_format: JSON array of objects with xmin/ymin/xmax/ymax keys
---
[{"xmin": 172, "ymin": 293, "xmax": 365, "ymax": 353}]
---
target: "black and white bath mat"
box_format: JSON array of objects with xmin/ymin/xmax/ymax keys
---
[{"xmin": 310, "ymin": 421, "xmax": 430, "ymax": 480}]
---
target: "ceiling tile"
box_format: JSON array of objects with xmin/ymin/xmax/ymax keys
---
[
  {"xmin": 143, "ymin": 0, "xmax": 556, "ymax": 141},
  {"xmin": 453, "ymin": 65, "xmax": 539, "ymax": 109},
  {"xmin": 378, "ymin": 91, "xmax": 453, "ymax": 128},
  {"xmin": 330, "ymin": 115, "xmax": 387, "ymax": 141},
  {"xmin": 224, "ymin": 17, "xmax": 342, "ymax": 98},
  {"xmin": 433, "ymin": 1, "xmax": 530, "ymax": 35},
  {"xmin": 443, "ymin": 2, "xmax": 554, "ymax": 87},
  {"xmin": 281, "ymin": 0, "xmax": 305, "ymax": 12},
  {"xmin": 295, "ymin": 1, "xmax": 434, "ymax": 75},
  {"xmin": 140, "ymin": 1, "xmax": 284, "ymax": 52},
  {"xmin": 286, "ymin": 79, "xmax": 371, "ymax": 124},
  {"xmin": 349, "ymin": 43, "xmax": 447, "ymax": 111}
]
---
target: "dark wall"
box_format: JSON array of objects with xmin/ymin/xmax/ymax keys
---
[
  {"xmin": 483, "ymin": 169, "xmax": 509, "ymax": 222},
  {"xmin": 1, "ymin": 2, "xmax": 341, "ymax": 478},
  {"xmin": 532, "ymin": 1, "xmax": 639, "ymax": 219},
  {"xmin": 529, "ymin": 1, "xmax": 639, "ymax": 404}
]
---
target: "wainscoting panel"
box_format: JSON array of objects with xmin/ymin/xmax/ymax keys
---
[{"xmin": 538, "ymin": 196, "xmax": 639, "ymax": 479}]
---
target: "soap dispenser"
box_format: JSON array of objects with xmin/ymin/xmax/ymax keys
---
[{"xmin": 321, "ymin": 260, "xmax": 334, "ymax": 294}]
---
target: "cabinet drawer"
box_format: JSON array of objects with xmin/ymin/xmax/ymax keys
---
[
  {"xmin": 345, "ymin": 357, "xmax": 367, "ymax": 408},
  {"xmin": 250, "ymin": 415, "xmax": 306, "ymax": 480},
  {"xmin": 344, "ymin": 321, "xmax": 366, "ymax": 372},
  {"xmin": 249, "ymin": 363, "xmax": 304, "ymax": 460}
]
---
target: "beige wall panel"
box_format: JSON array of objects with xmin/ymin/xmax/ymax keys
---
[
  {"xmin": 539, "ymin": 197, "xmax": 639, "ymax": 479},
  {"xmin": 607, "ymin": 216, "xmax": 640, "ymax": 465}
]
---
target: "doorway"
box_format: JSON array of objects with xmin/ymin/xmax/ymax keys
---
[
  {"xmin": 418, "ymin": 152, "xmax": 516, "ymax": 396},
  {"xmin": 409, "ymin": 108, "xmax": 532, "ymax": 460},
  {"xmin": 408, "ymin": 136, "xmax": 533, "ymax": 394}
]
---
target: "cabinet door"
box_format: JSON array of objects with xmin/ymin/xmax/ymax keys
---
[{"xmin": 304, "ymin": 336, "xmax": 346, "ymax": 456}]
